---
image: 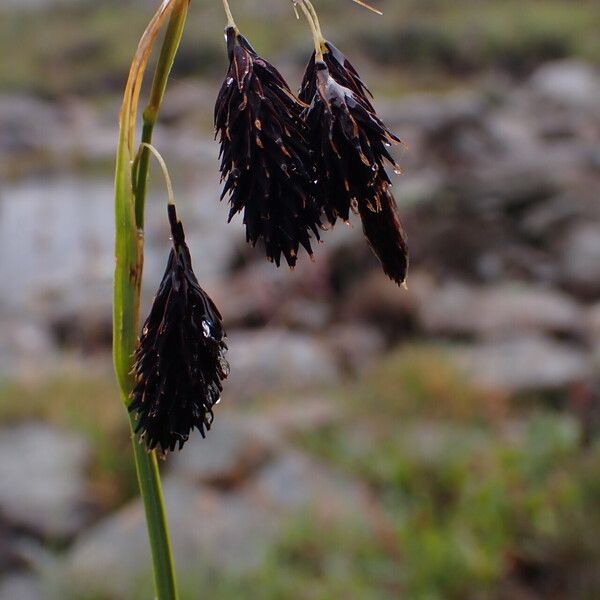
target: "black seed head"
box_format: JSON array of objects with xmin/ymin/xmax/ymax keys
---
[
  {"xmin": 301, "ymin": 45, "xmax": 408, "ymax": 285},
  {"xmin": 129, "ymin": 205, "xmax": 229, "ymax": 454},
  {"xmin": 215, "ymin": 27, "xmax": 322, "ymax": 268}
]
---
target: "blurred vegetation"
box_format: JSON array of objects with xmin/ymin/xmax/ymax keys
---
[
  {"xmin": 10, "ymin": 346, "xmax": 597, "ymax": 599},
  {"xmin": 1, "ymin": 0, "xmax": 599, "ymax": 98},
  {"xmin": 193, "ymin": 346, "xmax": 600, "ymax": 600},
  {"xmin": 2, "ymin": 1, "xmax": 599, "ymax": 597},
  {"xmin": 0, "ymin": 374, "xmax": 137, "ymax": 508}
]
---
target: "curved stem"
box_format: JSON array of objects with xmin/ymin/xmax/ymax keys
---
[
  {"xmin": 303, "ymin": 0, "xmax": 325, "ymax": 44},
  {"xmin": 140, "ymin": 143, "xmax": 175, "ymax": 206},
  {"xmin": 352, "ymin": 0, "xmax": 383, "ymax": 15},
  {"xmin": 221, "ymin": 0, "xmax": 238, "ymax": 30},
  {"xmin": 297, "ymin": 1, "xmax": 324, "ymax": 60}
]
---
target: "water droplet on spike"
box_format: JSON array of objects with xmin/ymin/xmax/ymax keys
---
[
  {"xmin": 219, "ymin": 358, "xmax": 231, "ymax": 377},
  {"xmin": 202, "ymin": 320, "xmax": 213, "ymax": 339}
]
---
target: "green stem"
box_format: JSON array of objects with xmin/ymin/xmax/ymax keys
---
[
  {"xmin": 130, "ymin": 417, "xmax": 178, "ymax": 600},
  {"xmin": 135, "ymin": 3, "xmax": 189, "ymax": 228},
  {"xmin": 113, "ymin": 2, "xmax": 189, "ymax": 599}
]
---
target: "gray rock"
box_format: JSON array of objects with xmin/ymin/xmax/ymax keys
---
[
  {"xmin": 261, "ymin": 398, "xmax": 340, "ymax": 437},
  {"xmin": 341, "ymin": 269, "xmax": 429, "ymax": 327},
  {"xmin": 168, "ymin": 414, "xmax": 277, "ymax": 485},
  {"xmin": 0, "ymin": 574, "xmax": 46, "ymax": 600},
  {"xmin": 380, "ymin": 91, "xmax": 485, "ymax": 133},
  {"xmin": 0, "ymin": 95, "xmax": 63, "ymax": 157},
  {"xmin": 530, "ymin": 61, "xmax": 600, "ymax": 109},
  {"xmin": 0, "ymin": 179, "xmax": 114, "ymax": 317},
  {"xmin": 520, "ymin": 193, "xmax": 586, "ymax": 241},
  {"xmin": 396, "ymin": 172, "xmax": 445, "ymax": 207},
  {"xmin": 486, "ymin": 111, "xmax": 539, "ymax": 158},
  {"xmin": 419, "ymin": 283, "xmax": 583, "ymax": 338},
  {"xmin": 587, "ymin": 304, "xmax": 600, "ymax": 361},
  {"xmin": 0, "ymin": 174, "xmax": 241, "ymax": 355},
  {"xmin": 457, "ymin": 155, "xmax": 564, "ymax": 211},
  {"xmin": 64, "ymin": 480, "xmax": 279, "ymax": 599},
  {"xmin": 0, "ymin": 320, "xmax": 55, "ymax": 377},
  {"xmin": 225, "ymin": 329, "xmax": 340, "ymax": 399},
  {"xmin": 251, "ymin": 451, "xmax": 372, "ymax": 522},
  {"xmin": 274, "ymin": 299, "xmax": 331, "ymax": 332},
  {"xmin": 587, "ymin": 303, "xmax": 600, "ymax": 342},
  {"xmin": 326, "ymin": 324, "xmax": 386, "ymax": 373},
  {"xmin": 0, "ymin": 424, "xmax": 91, "ymax": 538},
  {"xmin": 560, "ymin": 223, "xmax": 600, "ymax": 297},
  {"xmin": 2, "ymin": 536, "xmax": 57, "ymax": 574},
  {"xmin": 456, "ymin": 335, "xmax": 593, "ymax": 393}
]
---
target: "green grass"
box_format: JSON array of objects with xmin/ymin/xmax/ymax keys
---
[
  {"xmin": 357, "ymin": 0, "xmax": 600, "ymax": 85},
  {"xmin": 1, "ymin": 0, "xmax": 599, "ymax": 98}
]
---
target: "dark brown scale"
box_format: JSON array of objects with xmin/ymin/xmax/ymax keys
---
[
  {"xmin": 358, "ymin": 189, "xmax": 408, "ymax": 286},
  {"xmin": 215, "ymin": 27, "xmax": 322, "ymax": 268}
]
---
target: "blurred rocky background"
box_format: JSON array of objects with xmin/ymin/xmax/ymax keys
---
[{"xmin": 1, "ymin": 0, "xmax": 600, "ymax": 598}]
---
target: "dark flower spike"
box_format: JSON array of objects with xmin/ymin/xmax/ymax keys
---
[
  {"xmin": 129, "ymin": 204, "xmax": 229, "ymax": 454},
  {"xmin": 297, "ymin": 0, "xmax": 408, "ymax": 285},
  {"xmin": 214, "ymin": 26, "xmax": 322, "ymax": 268},
  {"xmin": 304, "ymin": 61, "xmax": 408, "ymax": 284}
]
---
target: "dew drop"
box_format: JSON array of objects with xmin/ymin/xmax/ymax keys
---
[
  {"xmin": 219, "ymin": 358, "xmax": 231, "ymax": 377},
  {"xmin": 202, "ymin": 320, "xmax": 213, "ymax": 339}
]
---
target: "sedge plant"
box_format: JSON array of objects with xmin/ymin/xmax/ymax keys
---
[{"xmin": 113, "ymin": 1, "xmax": 405, "ymax": 598}]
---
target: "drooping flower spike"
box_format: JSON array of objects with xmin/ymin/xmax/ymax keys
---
[
  {"xmin": 297, "ymin": 0, "xmax": 409, "ymax": 285},
  {"xmin": 214, "ymin": 25, "xmax": 322, "ymax": 268},
  {"xmin": 129, "ymin": 203, "xmax": 229, "ymax": 454}
]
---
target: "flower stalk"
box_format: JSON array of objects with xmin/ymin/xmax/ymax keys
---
[
  {"xmin": 113, "ymin": 1, "xmax": 189, "ymax": 598},
  {"xmin": 112, "ymin": 0, "xmax": 407, "ymax": 595},
  {"xmin": 221, "ymin": 0, "xmax": 238, "ymax": 31}
]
